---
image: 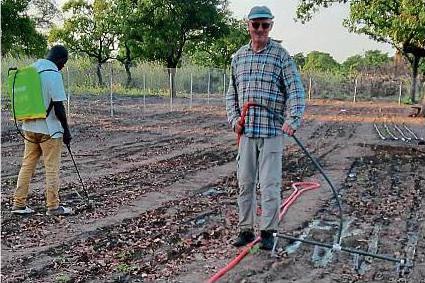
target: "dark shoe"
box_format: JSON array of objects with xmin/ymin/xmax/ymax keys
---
[
  {"xmin": 260, "ymin": 230, "xmax": 276, "ymax": 251},
  {"xmin": 11, "ymin": 205, "xmax": 34, "ymax": 215},
  {"xmin": 233, "ymin": 229, "xmax": 255, "ymax": 247},
  {"xmin": 46, "ymin": 206, "xmax": 73, "ymax": 216}
]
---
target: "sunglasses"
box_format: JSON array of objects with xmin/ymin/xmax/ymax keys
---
[{"xmin": 251, "ymin": 22, "xmax": 272, "ymax": 30}]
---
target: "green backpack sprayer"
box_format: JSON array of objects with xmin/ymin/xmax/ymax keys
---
[{"xmin": 8, "ymin": 66, "xmax": 93, "ymax": 209}]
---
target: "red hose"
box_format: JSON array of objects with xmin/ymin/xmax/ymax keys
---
[
  {"xmin": 237, "ymin": 101, "xmax": 257, "ymax": 145},
  {"xmin": 207, "ymin": 182, "xmax": 320, "ymax": 283}
]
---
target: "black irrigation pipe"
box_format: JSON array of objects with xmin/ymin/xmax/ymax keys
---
[
  {"xmin": 272, "ymin": 233, "xmax": 410, "ymax": 266},
  {"xmin": 284, "ymin": 135, "xmax": 412, "ymax": 268},
  {"xmin": 292, "ymin": 135, "xmax": 343, "ymax": 244}
]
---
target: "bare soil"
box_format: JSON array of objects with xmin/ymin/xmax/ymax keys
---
[{"xmin": 1, "ymin": 95, "xmax": 425, "ymax": 283}]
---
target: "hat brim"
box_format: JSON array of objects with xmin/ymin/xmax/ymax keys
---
[{"xmin": 248, "ymin": 13, "xmax": 274, "ymax": 20}]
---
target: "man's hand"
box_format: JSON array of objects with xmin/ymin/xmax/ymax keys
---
[
  {"xmin": 234, "ymin": 117, "xmax": 244, "ymax": 134},
  {"xmin": 63, "ymin": 131, "xmax": 72, "ymax": 145},
  {"xmin": 282, "ymin": 122, "xmax": 295, "ymax": 136}
]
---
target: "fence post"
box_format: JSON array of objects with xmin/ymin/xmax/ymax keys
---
[
  {"xmin": 207, "ymin": 71, "xmax": 211, "ymax": 104},
  {"xmin": 190, "ymin": 73, "xmax": 193, "ymax": 109},
  {"xmin": 169, "ymin": 69, "xmax": 173, "ymax": 111},
  {"xmin": 110, "ymin": 63, "xmax": 114, "ymax": 117},
  {"xmin": 66, "ymin": 66, "xmax": 71, "ymax": 120},
  {"xmin": 308, "ymin": 76, "xmax": 312, "ymax": 101},
  {"xmin": 398, "ymin": 81, "xmax": 402, "ymax": 105},
  {"xmin": 143, "ymin": 73, "xmax": 146, "ymax": 92},
  {"xmin": 223, "ymin": 72, "xmax": 226, "ymax": 97},
  {"xmin": 353, "ymin": 78, "xmax": 357, "ymax": 103}
]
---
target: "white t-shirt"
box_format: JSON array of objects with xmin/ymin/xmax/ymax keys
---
[{"xmin": 22, "ymin": 59, "xmax": 67, "ymax": 138}]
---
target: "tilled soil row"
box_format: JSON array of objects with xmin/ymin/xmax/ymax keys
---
[
  {"xmin": 243, "ymin": 144, "xmax": 425, "ymax": 283},
  {"xmin": 1, "ymin": 145, "xmax": 319, "ymax": 283},
  {"xmin": 1, "ymin": 145, "xmax": 236, "ymax": 250}
]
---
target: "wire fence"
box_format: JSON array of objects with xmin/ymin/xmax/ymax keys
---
[{"xmin": 2, "ymin": 58, "xmax": 424, "ymax": 120}]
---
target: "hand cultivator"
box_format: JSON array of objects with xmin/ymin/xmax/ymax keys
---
[{"xmin": 374, "ymin": 123, "xmax": 424, "ymax": 145}]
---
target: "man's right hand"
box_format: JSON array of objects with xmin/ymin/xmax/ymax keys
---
[
  {"xmin": 234, "ymin": 117, "xmax": 244, "ymax": 134},
  {"xmin": 63, "ymin": 131, "xmax": 72, "ymax": 145}
]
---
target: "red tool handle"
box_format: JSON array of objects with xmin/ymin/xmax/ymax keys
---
[{"xmin": 237, "ymin": 102, "xmax": 257, "ymax": 145}]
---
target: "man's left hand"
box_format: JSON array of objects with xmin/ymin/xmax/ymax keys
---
[{"xmin": 282, "ymin": 123, "xmax": 295, "ymax": 136}]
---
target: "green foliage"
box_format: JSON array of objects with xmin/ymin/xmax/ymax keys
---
[
  {"xmin": 342, "ymin": 50, "xmax": 390, "ymax": 74},
  {"xmin": 303, "ymin": 51, "xmax": 340, "ymax": 73},
  {"xmin": 185, "ymin": 17, "xmax": 249, "ymax": 69},
  {"xmin": 293, "ymin": 52, "xmax": 306, "ymax": 70},
  {"xmin": 342, "ymin": 54, "xmax": 363, "ymax": 74},
  {"xmin": 1, "ymin": 0, "xmax": 47, "ymax": 57},
  {"xmin": 296, "ymin": 0, "xmax": 425, "ymax": 102},
  {"xmin": 49, "ymin": 0, "xmax": 116, "ymax": 65},
  {"xmin": 401, "ymin": 95, "xmax": 414, "ymax": 105},
  {"xmin": 419, "ymin": 58, "xmax": 425, "ymax": 75},
  {"xmin": 55, "ymin": 273, "xmax": 71, "ymax": 283},
  {"xmin": 133, "ymin": 0, "xmax": 230, "ymax": 68}
]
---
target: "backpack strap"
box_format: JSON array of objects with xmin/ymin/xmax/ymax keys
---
[
  {"xmin": 38, "ymin": 69, "xmax": 58, "ymax": 117},
  {"xmin": 46, "ymin": 100, "xmax": 54, "ymax": 116}
]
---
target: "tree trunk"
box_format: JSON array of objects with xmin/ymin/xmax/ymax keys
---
[
  {"xmin": 167, "ymin": 68, "xmax": 176, "ymax": 98},
  {"xmin": 125, "ymin": 61, "xmax": 132, "ymax": 88},
  {"xmin": 97, "ymin": 63, "xmax": 104, "ymax": 86},
  {"xmin": 410, "ymin": 55, "xmax": 419, "ymax": 103},
  {"xmin": 124, "ymin": 43, "xmax": 132, "ymax": 88},
  {"xmin": 419, "ymin": 94, "xmax": 425, "ymax": 117}
]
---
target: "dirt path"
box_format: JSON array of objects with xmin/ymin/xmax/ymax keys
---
[{"xmin": 1, "ymin": 97, "xmax": 424, "ymax": 283}]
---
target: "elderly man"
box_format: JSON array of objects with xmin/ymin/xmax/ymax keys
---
[{"xmin": 226, "ymin": 6, "xmax": 305, "ymax": 250}]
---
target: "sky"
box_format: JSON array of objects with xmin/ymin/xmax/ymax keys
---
[
  {"xmin": 54, "ymin": 0, "xmax": 395, "ymax": 63},
  {"xmin": 229, "ymin": 0, "xmax": 395, "ymax": 62}
]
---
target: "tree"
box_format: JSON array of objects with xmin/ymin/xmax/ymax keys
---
[
  {"xmin": 293, "ymin": 52, "xmax": 306, "ymax": 70},
  {"xmin": 342, "ymin": 50, "xmax": 390, "ymax": 75},
  {"xmin": 185, "ymin": 18, "xmax": 249, "ymax": 70},
  {"xmin": 303, "ymin": 51, "xmax": 340, "ymax": 73},
  {"xmin": 134, "ymin": 0, "xmax": 230, "ymax": 97},
  {"xmin": 342, "ymin": 54, "xmax": 363, "ymax": 74},
  {"xmin": 296, "ymin": 0, "xmax": 425, "ymax": 104},
  {"xmin": 363, "ymin": 50, "xmax": 391, "ymax": 68},
  {"xmin": 28, "ymin": 0, "xmax": 62, "ymax": 30},
  {"xmin": 49, "ymin": 0, "xmax": 117, "ymax": 86},
  {"xmin": 112, "ymin": 0, "xmax": 148, "ymax": 87},
  {"xmin": 1, "ymin": 0, "xmax": 47, "ymax": 57}
]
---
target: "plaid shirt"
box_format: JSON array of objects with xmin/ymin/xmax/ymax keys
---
[{"xmin": 226, "ymin": 39, "xmax": 305, "ymax": 138}]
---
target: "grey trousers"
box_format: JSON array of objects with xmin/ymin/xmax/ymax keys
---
[{"xmin": 237, "ymin": 135, "xmax": 283, "ymax": 231}]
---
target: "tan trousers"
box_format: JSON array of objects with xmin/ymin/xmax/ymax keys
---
[
  {"xmin": 237, "ymin": 135, "xmax": 283, "ymax": 231},
  {"xmin": 14, "ymin": 131, "xmax": 62, "ymax": 209}
]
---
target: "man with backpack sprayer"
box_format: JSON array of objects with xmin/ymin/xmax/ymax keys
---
[
  {"xmin": 226, "ymin": 6, "xmax": 306, "ymax": 250},
  {"xmin": 10, "ymin": 45, "xmax": 73, "ymax": 216}
]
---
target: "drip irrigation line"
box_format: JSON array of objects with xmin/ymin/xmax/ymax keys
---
[
  {"xmin": 373, "ymin": 123, "xmax": 386, "ymax": 140},
  {"xmin": 403, "ymin": 124, "xmax": 422, "ymax": 140},
  {"xmin": 383, "ymin": 124, "xmax": 398, "ymax": 140},
  {"xmin": 272, "ymin": 233, "xmax": 408, "ymax": 265},
  {"xmin": 393, "ymin": 124, "xmax": 410, "ymax": 141}
]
